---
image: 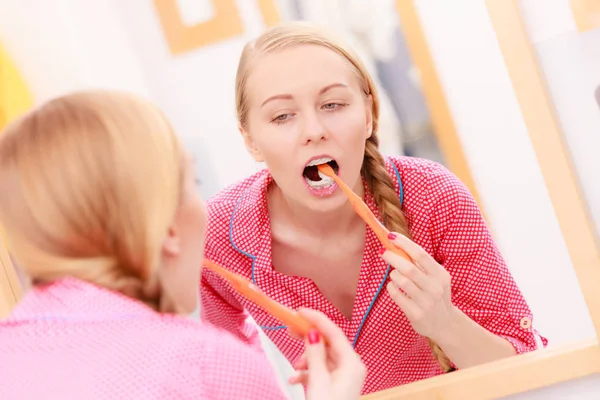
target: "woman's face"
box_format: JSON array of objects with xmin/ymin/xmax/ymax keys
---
[
  {"xmin": 160, "ymin": 154, "xmax": 206, "ymax": 314},
  {"xmin": 241, "ymin": 44, "xmax": 373, "ymax": 213}
]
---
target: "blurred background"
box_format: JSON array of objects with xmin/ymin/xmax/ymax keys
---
[{"xmin": 0, "ymin": 0, "xmax": 446, "ymax": 200}]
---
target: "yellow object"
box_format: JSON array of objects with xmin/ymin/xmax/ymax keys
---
[
  {"xmin": 0, "ymin": 41, "xmax": 32, "ymax": 316},
  {"xmin": 0, "ymin": 41, "xmax": 33, "ymax": 241},
  {"xmin": 570, "ymin": 0, "xmax": 600, "ymax": 32},
  {"xmin": 0, "ymin": 43, "xmax": 33, "ymax": 130}
]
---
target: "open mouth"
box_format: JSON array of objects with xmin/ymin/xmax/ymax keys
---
[{"xmin": 302, "ymin": 157, "xmax": 339, "ymax": 189}]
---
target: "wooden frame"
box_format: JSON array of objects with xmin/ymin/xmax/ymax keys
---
[
  {"xmin": 2, "ymin": 0, "xmax": 600, "ymax": 398},
  {"xmin": 394, "ymin": 0, "xmax": 482, "ymax": 208},
  {"xmin": 364, "ymin": 0, "xmax": 600, "ymax": 398},
  {"xmin": 153, "ymin": 0, "xmax": 280, "ymax": 54},
  {"xmin": 0, "ymin": 239, "xmax": 21, "ymax": 318},
  {"xmin": 153, "ymin": 0, "xmax": 245, "ymax": 54},
  {"xmin": 0, "ymin": 41, "xmax": 30, "ymax": 318},
  {"xmin": 570, "ymin": 0, "xmax": 600, "ymax": 32}
]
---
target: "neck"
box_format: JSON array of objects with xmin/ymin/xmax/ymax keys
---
[{"xmin": 268, "ymin": 179, "xmax": 366, "ymax": 237}]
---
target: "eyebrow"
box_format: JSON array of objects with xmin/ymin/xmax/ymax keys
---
[{"xmin": 260, "ymin": 83, "xmax": 348, "ymax": 107}]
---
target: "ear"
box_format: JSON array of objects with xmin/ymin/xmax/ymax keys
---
[
  {"xmin": 239, "ymin": 125, "xmax": 265, "ymax": 162},
  {"xmin": 162, "ymin": 226, "xmax": 181, "ymax": 257},
  {"xmin": 365, "ymin": 94, "xmax": 374, "ymax": 139}
]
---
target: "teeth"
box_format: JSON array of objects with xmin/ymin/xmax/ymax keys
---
[
  {"xmin": 318, "ymin": 170, "xmax": 331, "ymax": 180},
  {"xmin": 306, "ymin": 174, "xmax": 334, "ymax": 188},
  {"xmin": 306, "ymin": 157, "xmax": 333, "ymax": 167}
]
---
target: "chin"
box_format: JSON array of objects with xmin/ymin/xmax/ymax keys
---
[{"xmin": 303, "ymin": 189, "xmax": 347, "ymax": 212}]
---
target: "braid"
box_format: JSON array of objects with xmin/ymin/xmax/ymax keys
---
[{"xmin": 362, "ymin": 136, "xmax": 454, "ymax": 372}]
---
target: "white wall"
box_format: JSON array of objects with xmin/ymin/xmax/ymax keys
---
[
  {"xmin": 415, "ymin": 0, "xmax": 595, "ymax": 349},
  {"xmin": 416, "ymin": 1, "xmax": 600, "ymax": 397},
  {"xmin": 501, "ymin": 1, "xmax": 600, "ymax": 398},
  {"xmin": 521, "ymin": 0, "xmax": 600, "ymax": 240},
  {"xmin": 1, "ymin": 0, "xmax": 599, "ymax": 398},
  {"xmin": 505, "ymin": 373, "xmax": 600, "ymax": 399}
]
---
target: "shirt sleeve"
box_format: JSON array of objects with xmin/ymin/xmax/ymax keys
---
[
  {"xmin": 200, "ymin": 269, "xmax": 263, "ymax": 352},
  {"xmin": 427, "ymin": 165, "xmax": 547, "ymax": 355}
]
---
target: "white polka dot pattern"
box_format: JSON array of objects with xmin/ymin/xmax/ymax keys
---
[
  {"xmin": 203, "ymin": 156, "xmax": 547, "ymax": 395},
  {"xmin": 0, "ymin": 278, "xmax": 287, "ymax": 400}
]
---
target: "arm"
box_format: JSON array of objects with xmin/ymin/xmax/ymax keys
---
[
  {"xmin": 200, "ymin": 269, "xmax": 263, "ymax": 351},
  {"xmin": 384, "ymin": 233, "xmax": 525, "ymax": 369},
  {"xmin": 384, "ymin": 163, "xmax": 545, "ymax": 369},
  {"xmin": 429, "ymin": 166, "xmax": 546, "ymax": 366}
]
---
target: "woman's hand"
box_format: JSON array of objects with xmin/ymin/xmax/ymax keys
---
[
  {"xmin": 381, "ymin": 232, "xmax": 458, "ymax": 341},
  {"xmin": 289, "ymin": 308, "xmax": 366, "ymax": 400}
]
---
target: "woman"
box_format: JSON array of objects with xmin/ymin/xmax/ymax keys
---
[
  {"xmin": 0, "ymin": 90, "xmax": 365, "ymax": 400},
  {"xmin": 202, "ymin": 22, "xmax": 547, "ymax": 394}
]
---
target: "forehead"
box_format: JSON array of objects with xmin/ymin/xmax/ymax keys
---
[{"xmin": 246, "ymin": 44, "xmax": 360, "ymax": 103}]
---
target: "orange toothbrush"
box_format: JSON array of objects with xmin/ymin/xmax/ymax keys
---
[
  {"xmin": 317, "ymin": 163, "xmax": 412, "ymax": 262},
  {"xmin": 203, "ymin": 258, "xmax": 320, "ymax": 341}
]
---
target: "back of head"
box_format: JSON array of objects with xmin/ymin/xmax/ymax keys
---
[{"xmin": 0, "ymin": 90, "xmax": 183, "ymax": 306}]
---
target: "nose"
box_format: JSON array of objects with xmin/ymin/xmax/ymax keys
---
[{"xmin": 300, "ymin": 110, "xmax": 329, "ymax": 144}]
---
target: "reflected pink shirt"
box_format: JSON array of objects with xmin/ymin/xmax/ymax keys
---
[
  {"xmin": 202, "ymin": 156, "xmax": 548, "ymax": 394},
  {"xmin": 0, "ymin": 278, "xmax": 286, "ymax": 400}
]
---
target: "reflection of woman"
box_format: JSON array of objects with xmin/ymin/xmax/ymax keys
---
[
  {"xmin": 0, "ymin": 91, "xmax": 365, "ymax": 400},
  {"xmin": 202, "ymin": 23, "xmax": 547, "ymax": 394}
]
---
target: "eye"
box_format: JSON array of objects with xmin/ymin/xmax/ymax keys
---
[
  {"xmin": 322, "ymin": 103, "xmax": 346, "ymax": 111},
  {"xmin": 271, "ymin": 113, "xmax": 294, "ymax": 125}
]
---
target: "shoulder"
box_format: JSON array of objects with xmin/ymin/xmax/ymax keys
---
[
  {"xmin": 206, "ymin": 169, "xmax": 269, "ymax": 217},
  {"xmin": 387, "ymin": 155, "xmax": 472, "ymax": 206},
  {"xmin": 204, "ymin": 169, "xmax": 269, "ymax": 252}
]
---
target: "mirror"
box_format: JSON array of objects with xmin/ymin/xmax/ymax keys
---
[
  {"xmin": 1, "ymin": 0, "xmax": 599, "ymax": 398},
  {"xmin": 519, "ymin": 0, "xmax": 600, "ymax": 240}
]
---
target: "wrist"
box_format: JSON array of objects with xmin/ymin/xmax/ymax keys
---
[{"xmin": 429, "ymin": 305, "xmax": 465, "ymax": 347}]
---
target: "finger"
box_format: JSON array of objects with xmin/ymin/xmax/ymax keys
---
[
  {"xmin": 298, "ymin": 308, "xmax": 354, "ymax": 363},
  {"xmin": 304, "ymin": 329, "xmax": 330, "ymax": 398},
  {"xmin": 293, "ymin": 354, "xmax": 308, "ymax": 371},
  {"xmin": 387, "ymin": 232, "xmax": 441, "ymax": 275},
  {"xmin": 389, "ymin": 269, "xmax": 427, "ymax": 305},
  {"xmin": 295, "ymin": 350, "xmax": 336, "ymax": 372},
  {"xmin": 287, "ymin": 327, "xmax": 303, "ymax": 341},
  {"xmin": 288, "ymin": 371, "xmax": 308, "ymax": 386},
  {"xmin": 382, "ymin": 250, "xmax": 432, "ymax": 291},
  {"xmin": 386, "ymin": 281, "xmax": 422, "ymax": 320}
]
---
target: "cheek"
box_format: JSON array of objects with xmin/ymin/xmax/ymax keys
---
[
  {"xmin": 193, "ymin": 198, "xmax": 207, "ymax": 239},
  {"xmin": 328, "ymin": 110, "xmax": 368, "ymax": 143},
  {"xmin": 178, "ymin": 191, "xmax": 207, "ymax": 242},
  {"xmin": 254, "ymin": 133, "xmax": 297, "ymax": 172}
]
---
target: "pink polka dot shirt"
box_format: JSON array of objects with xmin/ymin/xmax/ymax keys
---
[
  {"xmin": 0, "ymin": 278, "xmax": 287, "ymax": 400},
  {"xmin": 202, "ymin": 156, "xmax": 547, "ymax": 395}
]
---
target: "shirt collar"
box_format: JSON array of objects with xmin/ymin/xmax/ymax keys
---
[{"xmin": 228, "ymin": 168, "xmax": 386, "ymax": 269}]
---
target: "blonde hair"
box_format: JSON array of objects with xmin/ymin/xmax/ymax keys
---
[
  {"xmin": 235, "ymin": 22, "xmax": 452, "ymax": 372},
  {"xmin": 0, "ymin": 90, "xmax": 184, "ymax": 309}
]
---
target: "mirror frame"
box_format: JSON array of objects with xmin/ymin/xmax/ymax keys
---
[
  {"xmin": 1, "ymin": 0, "xmax": 600, "ymax": 398},
  {"xmin": 0, "ymin": 236, "xmax": 20, "ymax": 318},
  {"xmin": 363, "ymin": 0, "xmax": 600, "ymax": 398}
]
